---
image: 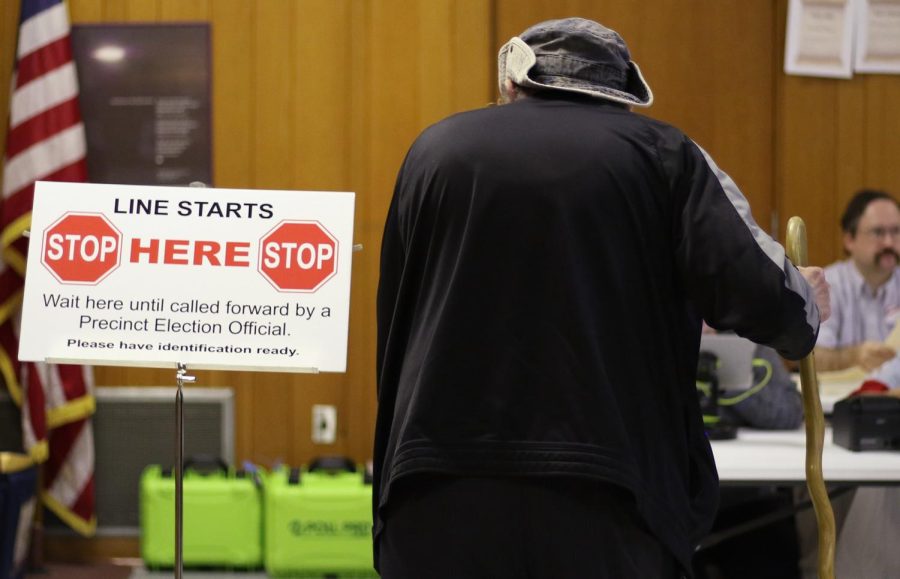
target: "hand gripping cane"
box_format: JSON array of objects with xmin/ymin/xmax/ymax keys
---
[{"xmin": 786, "ymin": 217, "xmax": 836, "ymax": 579}]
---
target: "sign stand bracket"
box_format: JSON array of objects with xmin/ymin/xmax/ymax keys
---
[{"xmin": 174, "ymin": 362, "xmax": 195, "ymax": 579}]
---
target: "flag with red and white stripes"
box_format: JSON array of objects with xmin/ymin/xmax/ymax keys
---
[{"xmin": 1, "ymin": 0, "xmax": 95, "ymax": 536}]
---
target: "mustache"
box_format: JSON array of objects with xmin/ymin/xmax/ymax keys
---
[{"xmin": 876, "ymin": 248, "xmax": 900, "ymax": 263}]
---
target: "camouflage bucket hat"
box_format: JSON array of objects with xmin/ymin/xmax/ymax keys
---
[{"xmin": 498, "ymin": 17, "xmax": 653, "ymax": 107}]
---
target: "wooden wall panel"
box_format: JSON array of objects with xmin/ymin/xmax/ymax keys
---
[
  {"xmin": 345, "ymin": 0, "xmax": 375, "ymax": 463},
  {"xmin": 248, "ymin": 0, "xmax": 295, "ymax": 467},
  {"xmin": 100, "ymin": 0, "xmax": 127, "ymax": 21},
  {"xmin": 419, "ymin": 1, "xmax": 454, "ymax": 126},
  {"xmin": 1, "ymin": 0, "xmax": 898, "ymax": 561},
  {"xmin": 865, "ymin": 79, "xmax": 900, "ymax": 191},
  {"xmin": 454, "ymin": 0, "xmax": 494, "ymax": 110},
  {"xmin": 0, "ymin": 0, "xmax": 894, "ymax": 463},
  {"xmin": 0, "ymin": 0, "xmax": 491, "ymax": 481},
  {"xmin": 159, "ymin": 0, "xmax": 209, "ymax": 21},
  {"xmin": 66, "ymin": 0, "xmax": 102, "ymax": 22},
  {"xmin": 210, "ymin": 0, "xmax": 254, "ymax": 193},
  {"xmin": 290, "ymin": 0, "xmax": 355, "ymax": 463},
  {"xmin": 835, "ymin": 79, "xmax": 866, "ymax": 230},
  {"xmin": 775, "ymin": 0, "xmax": 900, "ymax": 267},
  {"xmin": 254, "ymin": 0, "xmax": 294, "ymax": 191},
  {"xmin": 293, "ymin": 0, "xmax": 353, "ymax": 191},
  {"xmin": 207, "ymin": 0, "xmax": 256, "ymax": 461},
  {"xmin": 775, "ymin": 76, "xmax": 840, "ymax": 265},
  {"xmin": 120, "ymin": 0, "xmax": 157, "ymax": 21}
]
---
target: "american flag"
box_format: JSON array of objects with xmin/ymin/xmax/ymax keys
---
[{"xmin": 1, "ymin": 0, "xmax": 95, "ymax": 536}]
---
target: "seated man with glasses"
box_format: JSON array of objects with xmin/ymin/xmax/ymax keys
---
[
  {"xmin": 800, "ymin": 188, "xmax": 900, "ymax": 579},
  {"xmin": 815, "ymin": 189, "xmax": 900, "ymax": 371}
]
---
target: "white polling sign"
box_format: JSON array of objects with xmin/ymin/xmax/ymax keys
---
[{"xmin": 19, "ymin": 181, "xmax": 355, "ymax": 373}]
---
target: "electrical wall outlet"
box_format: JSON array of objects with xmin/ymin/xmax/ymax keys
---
[{"xmin": 312, "ymin": 404, "xmax": 337, "ymax": 444}]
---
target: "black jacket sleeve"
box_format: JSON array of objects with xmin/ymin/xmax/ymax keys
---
[{"xmin": 667, "ymin": 136, "xmax": 819, "ymax": 360}]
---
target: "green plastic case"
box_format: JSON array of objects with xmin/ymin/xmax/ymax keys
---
[
  {"xmin": 139, "ymin": 461, "xmax": 263, "ymax": 569},
  {"xmin": 264, "ymin": 459, "xmax": 375, "ymax": 577}
]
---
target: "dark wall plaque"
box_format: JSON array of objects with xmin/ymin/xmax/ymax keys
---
[{"xmin": 71, "ymin": 24, "xmax": 212, "ymax": 186}]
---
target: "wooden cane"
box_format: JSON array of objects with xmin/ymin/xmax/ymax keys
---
[{"xmin": 785, "ymin": 216, "xmax": 836, "ymax": 579}]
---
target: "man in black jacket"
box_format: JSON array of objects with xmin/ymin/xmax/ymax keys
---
[{"xmin": 375, "ymin": 17, "xmax": 830, "ymax": 579}]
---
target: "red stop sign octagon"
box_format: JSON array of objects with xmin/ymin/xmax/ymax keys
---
[
  {"xmin": 41, "ymin": 213, "xmax": 122, "ymax": 284},
  {"xmin": 259, "ymin": 221, "xmax": 338, "ymax": 292}
]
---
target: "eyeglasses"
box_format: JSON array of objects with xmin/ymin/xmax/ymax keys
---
[{"xmin": 860, "ymin": 226, "xmax": 900, "ymax": 240}]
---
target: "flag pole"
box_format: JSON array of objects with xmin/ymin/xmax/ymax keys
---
[
  {"xmin": 29, "ymin": 460, "xmax": 45, "ymax": 573},
  {"xmin": 17, "ymin": 233, "xmax": 45, "ymax": 574},
  {"xmin": 4, "ymin": 0, "xmax": 98, "ymax": 544}
]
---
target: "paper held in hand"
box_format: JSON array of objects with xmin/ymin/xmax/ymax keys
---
[{"xmin": 885, "ymin": 323, "xmax": 900, "ymax": 352}]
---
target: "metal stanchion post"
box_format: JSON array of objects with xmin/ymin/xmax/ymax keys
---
[
  {"xmin": 174, "ymin": 181, "xmax": 206, "ymax": 578},
  {"xmin": 175, "ymin": 363, "xmax": 195, "ymax": 579}
]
